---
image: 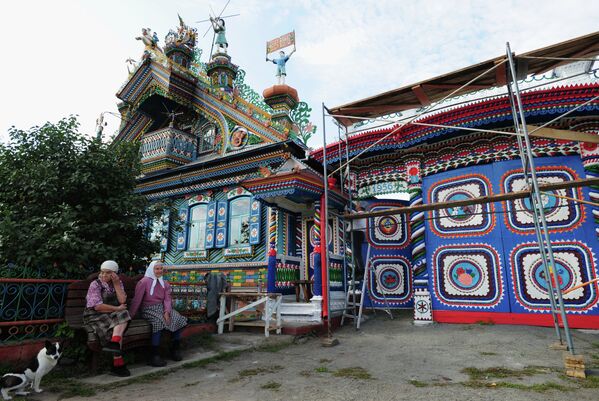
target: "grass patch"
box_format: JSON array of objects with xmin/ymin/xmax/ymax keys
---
[
  {"xmin": 479, "ymin": 351, "xmax": 497, "ymax": 356},
  {"xmin": 408, "ymin": 379, "xmax": 429, "ymax": 387},
  {"xmin": 475, "ymin": 320, "xmax": 495, "ymax": 326},
  {"xmin": 299, "ymin": 370, "xmax": 312, "ymax": 377},
  {"xmin": 462, "ymin": 380, "xmax": 571, "ymax": 392},
  {"xmin": 43, "ymin": 378, "xmax": 97, "ymax": 399},
  {"xmin": 238, "ymin": 365, "xmax": 282, "ymax": 377},
  {"xmin": 581, "ymin": 375, "xmax": 599, "ymax": 388},
  {"xmin": 260, "ymin": 381, "xmax": 281, "ymax": 390},
  {"xmin": 255, "ymin": 340, "xmax": 292, "ymax": 353},
  {"xmin": 591, "ymin": 342, "xmax": 599, "ymax": 349},
  {"xmin": 333, "ymin": 367, "xmax": 373, "ymax": 380},
  {"xmin": 315, "ymin": 366, "xmax": 330, "ymax": 373},
  {"xmin": 462, "ymin": 366, "xmax": 546, "ymax": 380},
  {"xmin": 319, "ymin": 358, "xmax": 332, "ymax": 364}
]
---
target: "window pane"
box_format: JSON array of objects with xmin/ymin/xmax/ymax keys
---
[
  {"xmin": 228, "ymin": 197, "xmax": 251, "ymax": 246},
  {"xmin": 199, "ymin": 127, "xmax": 215, "ymax": 153},
  {"xmin": 188, "ymin": 205, "xmax": 207, "ymax": 250},
  {"xmin": 240, "ymin": 216, "xmax": 250, "ymax": 244},
  {"xmin": 230, "ymin": 197, "xmax": 250, "ymax": 217},
  {"xmin": 189, "ymin": 221, "xmax": 206, "ymax": 250},
  {"xmin": 191, "ymin": 205, "xmax": 206, "ymax": 221}
]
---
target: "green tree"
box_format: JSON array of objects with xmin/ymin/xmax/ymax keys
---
[{"xmin": 0, "ymin": 116, "xmax": 160, "ymax": 278}]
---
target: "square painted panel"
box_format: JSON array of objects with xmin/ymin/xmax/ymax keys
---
[
  {"xmin": 432, "ymin": 243, "xmax": 504, "ymax": 308},
  {"xmin": 366, "ymin": 204, "xmax": 409, "ymax": 249},
  {"xmin": 428, "ymin": 175, "xmax": 495, "ymax": 238},
  {"xmin": 502, "ymin": 166, "xmax": 584, "ymax": 234},
  {"xmin": 510, "ymin": 241, "xmax": 599, "ymax": 312},
  {"xmin": 367, "ymin": 255, "xmax": 412, "ymax": 305}
]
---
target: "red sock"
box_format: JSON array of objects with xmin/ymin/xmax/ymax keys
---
[
  {"xmin": 113, "ymin": 356, "xmax": 124, "ymax": 367},
  {"xmin": 111, "ymin": 335, "xmax": 122, "ymax": 344}
]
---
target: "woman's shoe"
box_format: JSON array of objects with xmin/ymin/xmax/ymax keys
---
[
  {"xmin": 170, "ymin": 341, "xmax": 182, "ymax": 361},
  {"xmin": 148, "ymin": 346, "xmax": 166, "ymax": 367},
  {"xmin": 110, "ymin": 365, "xmax": 131, "ymax": 377}
]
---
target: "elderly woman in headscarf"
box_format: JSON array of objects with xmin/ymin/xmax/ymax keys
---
[
  {"xmin": 83, "ymin": 260, "xmax": 131, "ymax": 377},
  {"xmin": 129, "ymin": 260, "xmax": 188, "ymax": 366}
]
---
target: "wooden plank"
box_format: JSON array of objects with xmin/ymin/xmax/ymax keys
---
[
  {"xmin": 412, "ymin": 85, "xmax": 431, "ymax": 106},
  {"xmin": 345, "ymin": 177, "xmax": 599, "ymax": 220},
  {"xmin": 527, "ymin": 125, "xmax": 599, "ymax": 143}
]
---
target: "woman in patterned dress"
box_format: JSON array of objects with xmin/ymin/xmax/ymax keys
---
[
  {"xmin": 129, "ymin": 261, "xmax": 188, "ymax": 367},
  {"xmin": 83, "ymin": 260, "xmax": 131, "ymax": 377}
]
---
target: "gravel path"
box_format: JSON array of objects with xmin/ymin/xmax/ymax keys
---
[{"xmin": 25, "ymin": 311, "xmax": 599, "ymax": 401}]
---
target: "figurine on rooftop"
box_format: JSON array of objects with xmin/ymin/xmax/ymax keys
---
[
  {"xmin": 136, "ymin": 28, "xmax": 162, "ymax": 53},
  {"xmin": 266, "ymin": 49, "xmax": 296, "ymax": 85},
  {"xmin": 210, "ymin": 17, "xmax": 227, "ymax": 54}
]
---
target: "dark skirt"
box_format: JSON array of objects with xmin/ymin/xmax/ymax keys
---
[
  {"xmin": 83, "ymin": 308, "xmax": 131, "ymax": 345},
  {"xmin": 141, "ymin": 303, "xmax": 187, "ymax": 333}
]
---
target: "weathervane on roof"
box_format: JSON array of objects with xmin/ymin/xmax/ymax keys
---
[
  {"xmin": 196, "ymin": 0, "xmax": 239, "ymax": 59},
  {"xmin": 265, "ymin": 31, "xmax": 296, "ymax": 85}
]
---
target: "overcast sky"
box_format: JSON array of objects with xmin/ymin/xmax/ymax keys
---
[{"xmin": 1, "ymin": 0, "xmax": 599, "ymax": 147}]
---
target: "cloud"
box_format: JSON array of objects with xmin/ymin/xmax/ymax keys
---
[{"xmin": 1, "ymin": 0, "xmax": 598, "ymax": 148}]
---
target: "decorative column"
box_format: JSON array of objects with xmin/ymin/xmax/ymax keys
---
[
  {"xmin": 312, "ymin": 201, "xmax": 322, "ymax": 297},
  {"xmin": 267, "ymin": 207, "xmax": 278, "ymax": 293},
  {"xmin": 406, "ymin": 159, "xmax": 433, "ymax": 324},
  {"xmin": 320, "ymin": 194, "xmax": 329, "ymax": 318}
]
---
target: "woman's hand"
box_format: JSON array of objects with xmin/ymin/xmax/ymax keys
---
[
  {"xmin": 164, "ymin": 311, "xmax": 171, "ymax": 324},
  {"xmin": 116, "ymin": 303, "xmax": 127, "ymax": 312},
  {"xmin": 110, "ymin": 272, "xmax": 121, "ymax": 285}
]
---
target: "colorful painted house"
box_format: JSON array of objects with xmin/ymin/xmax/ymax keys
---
[
  {"xmin": 114, "ymin": 18, "xmax": 348, "ymax": 323},
  {"xmin": 116, "ymin": 20, "xmax": 599, "ymax": 329},
  {"xmin": 314, "ymin": 32, "xmax": 599, "ymax": 329}
]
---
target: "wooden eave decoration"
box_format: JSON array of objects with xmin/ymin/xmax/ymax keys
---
[{"xmin": 330, "ymin": 30, "xmax": 599, "ymax": 126}]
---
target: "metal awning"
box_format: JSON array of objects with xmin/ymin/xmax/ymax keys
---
[{"xmin": 330, "ymin": 31, "xmax": 599, "ymax": 126}]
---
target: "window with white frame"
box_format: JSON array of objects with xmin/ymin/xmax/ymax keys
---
[
  {"xmin": 198, "ymin": 124, "xmax": 215, "ymax": 154},
  {"xmin": 188, "ymin": 204, "xmax": 207, "ymax": 250},
  {"xmin": 228, "ymin": 197, "xmax": 250, "ymax": 246}
]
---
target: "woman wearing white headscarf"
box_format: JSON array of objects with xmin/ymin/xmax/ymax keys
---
[
  {"xmin": 84, "ymin": 260, "xmax": 132, "ymax": 376},
  {"xmin": 129, "ymin": 261, "xmax": 187, "ymax": 366}
]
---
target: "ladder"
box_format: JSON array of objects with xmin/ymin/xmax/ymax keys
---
[{"xmin": 341, "ymin": 241, "xmax": 394, "ymax": 329}]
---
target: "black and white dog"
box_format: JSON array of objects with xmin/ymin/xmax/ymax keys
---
[{"xmin": 1, "ymin": 340, "xmax": 62, "ymax": 400}]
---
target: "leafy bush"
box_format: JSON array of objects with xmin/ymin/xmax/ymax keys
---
[{"xmin": 0, "ymin": 116, "xmax": 160, "ymax": 279}]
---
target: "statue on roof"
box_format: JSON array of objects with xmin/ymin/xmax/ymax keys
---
[
  {"xmin": 165, "ymin": 14, "xmax": 197, "ymax": 51},
  {"xmin": 136, "ymin": 28, "xmax": 162, "ymax": 53},
  {"xmin": 266, "ymin": 49, "xmax": 296, "ymax": 85},
  {"xmin": 265, "ymin": 31, "xmax": 296, "ymax": 85},
  {"xmin": 210, "ymin": 17, "xmax": 228, "ymax": 54}
]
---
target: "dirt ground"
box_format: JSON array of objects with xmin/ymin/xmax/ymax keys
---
[{"xmin": 23, "ymin": 311, "xmax": 599, "ymax": 401}]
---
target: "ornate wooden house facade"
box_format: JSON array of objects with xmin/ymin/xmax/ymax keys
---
[{"xmin": 115, "ymin": 18, "xmax": 347, "ymax": 323}]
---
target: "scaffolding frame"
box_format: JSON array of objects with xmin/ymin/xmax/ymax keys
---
[{"xmin": 319, "ymin": 40, "xmax": 599, "ymax": 354}]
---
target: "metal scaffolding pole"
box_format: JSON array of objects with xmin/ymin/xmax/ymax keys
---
[
  {"xmin": 506, "ymin": 42, "xmax": 575, "ymax": 354},
  {"xmin": 322, "ymin": 103, "xmax": 332, "ymax": 339}
]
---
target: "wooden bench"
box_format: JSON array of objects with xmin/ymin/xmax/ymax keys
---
[{"xmin": 65, "ymin": 274, "xmax": 152, "ymax": 371}]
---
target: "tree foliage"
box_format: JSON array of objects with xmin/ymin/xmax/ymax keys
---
[{"xmin": 0, "ymin": 116, "xmax": 160, "ymax": 278}]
